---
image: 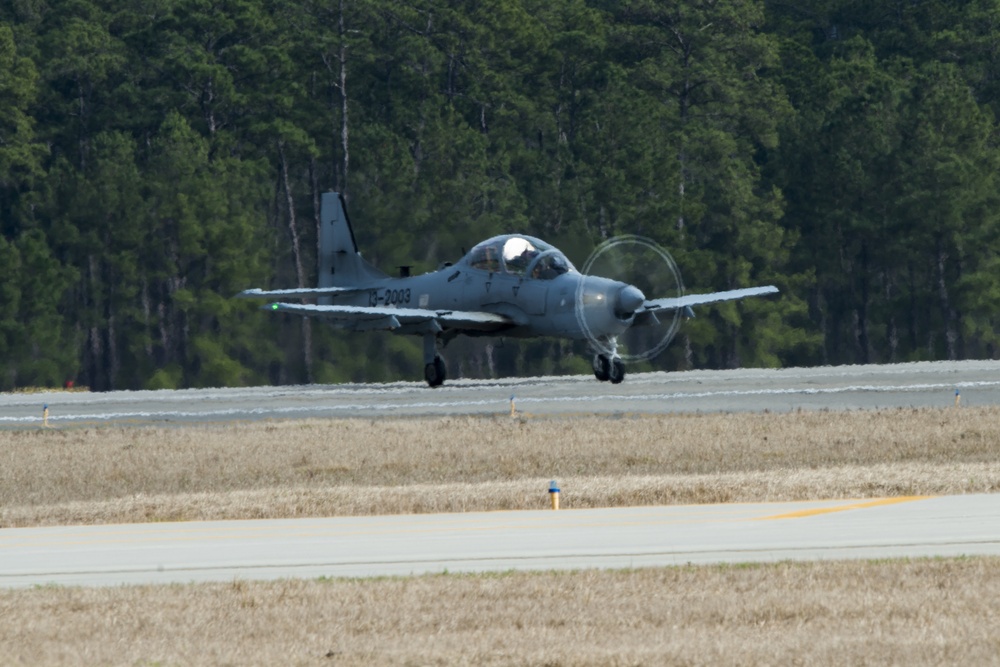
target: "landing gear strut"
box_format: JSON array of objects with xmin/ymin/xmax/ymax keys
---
[{"xmin": 423, "ymin": 333, "xmax": 447, "ymax": 387}]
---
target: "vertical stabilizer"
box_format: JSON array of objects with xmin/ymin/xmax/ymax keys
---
[{"xmin": 319, "ymin": 193, "xmax": 388, "ymax": 300}]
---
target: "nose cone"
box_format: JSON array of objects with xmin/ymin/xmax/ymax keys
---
[{"xmin": 616, "ymin": 284, "xmax": 646, "ymax": 316}]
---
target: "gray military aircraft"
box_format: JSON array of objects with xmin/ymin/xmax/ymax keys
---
[{"xmin": 239, "ymin": 192, "xmax": 778, "ymax": 386}]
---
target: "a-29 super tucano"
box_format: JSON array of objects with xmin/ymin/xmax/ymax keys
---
[{"xmin": 239, "ymin": 193, "xmax": 779, "ymax": 387}]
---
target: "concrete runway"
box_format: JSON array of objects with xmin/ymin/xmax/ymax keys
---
[
  {"xmin": 3, "ymin": 360, "xmax": 1000, "ymax": 588},
  {"xmin": 3, "ymin": 494, "xmax": 1000, "ymax": 588},
  {"xmin": 2, "ymin": 359, "xmax": 999, "ymax": 426}
]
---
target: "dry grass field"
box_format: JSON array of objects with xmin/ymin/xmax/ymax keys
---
[
  {"xmin": 1, "ymin": 406, "xmax": 999, "ymax": 526},
  {"xmin": 3, "ymin": 559, "xmax": 1000, "ymax": 666},
  {"xmin": 3, "ymin": 406, "xmax": 1000, "ymax": 666}
]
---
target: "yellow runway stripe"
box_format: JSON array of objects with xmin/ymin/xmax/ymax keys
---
[{"xmin": 755, "ymin": 496, "xmax": 933, "ymax": 521}]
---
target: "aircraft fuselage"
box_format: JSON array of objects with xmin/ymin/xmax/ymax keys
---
[{"xmin": 327, "ymin": 264, "xmax": 636, "ymax": 342}]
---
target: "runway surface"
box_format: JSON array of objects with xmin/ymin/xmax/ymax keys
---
[
  {"xmin": 3, "ymin": 494, "xmax": 1000, "ymax": 588},
  {"xmin": 2, "ymin": 359, "xmax": 999, "ymax": 426},
  {"xmin": 4, "ymin": 360, "xmax": 1000, "ymax": 588}
]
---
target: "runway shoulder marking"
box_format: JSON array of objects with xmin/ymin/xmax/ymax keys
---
[{"xmin": 754, "ymin": 496, "xmax": 933, "ymax": 521}]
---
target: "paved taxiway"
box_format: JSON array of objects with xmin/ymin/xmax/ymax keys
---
[
  {"xmin": 3, "ymin": 494, "xmax": 999, "ymax": 588},
  {"xmin": 2, "ymin": 359, "xmax": 999, "ymax": 426}
]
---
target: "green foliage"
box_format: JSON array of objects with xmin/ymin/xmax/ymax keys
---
[
  {"xmin": 3, "ymin": 0, "xmax": 1000, "ymax": 389},
  {"xmin": 0, "ymin": 229, "xmax": 79, "ymax": 389},
  {"xmin": 146, "ymin": 364, "xmax": 183, "ymax": 390},
  {"xmin": 0, "ymin": 22, "xmax": 44, "ymax": 231},
  {"xmin": 0, "ymin": 236, "xmax": 23, "ymax": 389}
]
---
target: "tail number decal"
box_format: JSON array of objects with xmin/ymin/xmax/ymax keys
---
[{"xmin": 371, "ymin": 289, "xmax": 412, "ymax": 306}]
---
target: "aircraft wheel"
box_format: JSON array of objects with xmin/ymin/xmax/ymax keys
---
[
  {"xmin": 609, "ymin": 357, "xmax": 626, "ymax": 384},
  {"xmin": 593, "ymin": 354, "xmax": 611, "ymax": 382},
  {"xmin": 424, "ymin": 355, "xmax": 447, "ymax": 387}
]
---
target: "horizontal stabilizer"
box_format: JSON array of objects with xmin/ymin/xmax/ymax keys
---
[{"xmin": 643, "ymin": 285, "xmax": 778, "ymax": 312}]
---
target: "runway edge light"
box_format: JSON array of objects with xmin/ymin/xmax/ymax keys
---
[{"xmin": 549, "ymin": 479, "xmax": 560, "ymax": 511}]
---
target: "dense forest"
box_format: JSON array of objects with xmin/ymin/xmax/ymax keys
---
[{"xmin": 2, "ymin": 0, "xmax": 999, "ymax": 391}]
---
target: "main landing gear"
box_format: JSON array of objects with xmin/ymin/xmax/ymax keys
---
[
  {"xmin": 593, "ymin": 353, "xmax": 625, "ymax": 384},
  {"xmin": 423, "ymin": 333, "xmax": 447, "ymax": 387},
  {"xmin": 424, "ymin": 355, "xmax": 447, "ymax": 387}
]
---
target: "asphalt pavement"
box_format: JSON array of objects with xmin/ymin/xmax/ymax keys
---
[{"xmin": 1, "ymin": 359, "xmax": 996, "ymax": 426}]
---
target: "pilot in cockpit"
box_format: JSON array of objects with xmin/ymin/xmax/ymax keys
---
[
  {"xmin": 502, "ymin": 237, "xmax": 538, "ymax": 275},
  {"xmin": 531, "ymin": 256, "xmax": 556, "ymax": 279}
]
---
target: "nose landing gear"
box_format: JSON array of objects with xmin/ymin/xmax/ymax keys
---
[
  {"xmin": 592, "ymin": 336, "xmax": 625, "ymax": 384},
  {"xmin": 592, "ymin": 353, "xmax": 625, "ymax": 384}
]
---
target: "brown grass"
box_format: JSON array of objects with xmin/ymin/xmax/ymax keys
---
[
  {"xmin": 4, "ymin": 407, "xmax": 1000, "ymax": 666},
  {"xmin": 3, "ymin": 559, "xmax": 1000, "ymax": 666},
  {"xmin": 2, "ymin": 406, "xmax": 999, "ymax": 527}
]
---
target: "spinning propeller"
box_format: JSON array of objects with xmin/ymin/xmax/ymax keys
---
[{"xmin": 574, "ymin": 235, "xmax": 685, "ymax": 365}]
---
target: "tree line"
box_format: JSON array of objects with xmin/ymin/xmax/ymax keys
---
[{"xmin": 1, "ymin": 0, "xmax": 999, "ymax": 391}]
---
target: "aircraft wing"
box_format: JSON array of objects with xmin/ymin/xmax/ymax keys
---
[
  {"xmin": 641, "ymin": 285, "xmax": 779, "ymax": 312},
  {"xmin": 262, "ymin": 302, "xmax": 512, "ymax": 333},
  {"xmin": 237, "ymin": 286, "xmax": 366, "ymax": 299}
]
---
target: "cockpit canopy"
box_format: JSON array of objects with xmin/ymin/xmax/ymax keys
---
[{"xmin": 463, "ymin": 235, "xmax": 576, "ymax": 279}]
